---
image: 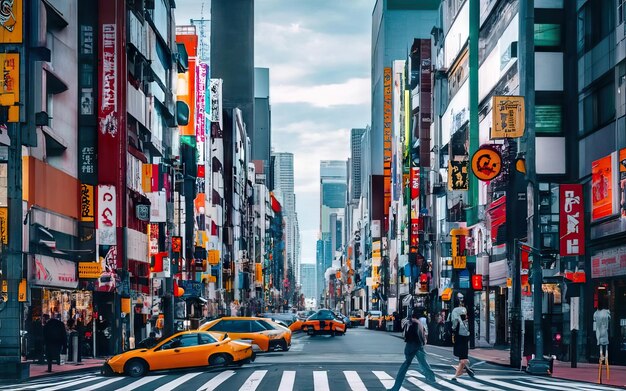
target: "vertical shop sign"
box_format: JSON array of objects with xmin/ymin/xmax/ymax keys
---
[
  {"xmin": 0, "ymin": 53, "xmax": 20, "ymax": 122},
  {"xmin": 0, "ymin": 206, "xmax": 7, "ymax": 244},
  {"xmin": 490, "ymin": 96, "xmax": 525, "ymax": 139},
  {"xmin": 383, "ymin": 67, "xmax": 392, "ymax": 231},
  {"xmin": 618, "ymin": 148, "xmax": 626, "ymax": 218},
  {"xmin": 0, "ymin": 0, "xmax": 22, "ymax": 43},
  {"xmin": 80, "ymin": 184, "xmax": 95, "ymax": 221},
  {"xmin": 559, "ymin": 184, "xmax": 584, "ymax": 256},
  {"xmin": 196, "ymin": 62, "xmax": 207, "ymax": 143},
  {"xmin": 99, "ymin": 23, "xmax": 117, "ymax": 136},
  {"xmin": 448, "ymin": 160, "xmax": 469, "ymax": 190},
  {"xmin": 97, "ymin": 185, "xmax": 116, "ymax": 245}
]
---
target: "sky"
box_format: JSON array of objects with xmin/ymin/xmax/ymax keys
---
[{"xmin": 176, "ymin": 1, "xmax": 374, "ymax": 265}]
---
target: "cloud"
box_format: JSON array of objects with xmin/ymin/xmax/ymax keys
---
[{"xmin": 272, "ymin": 78, "xmax": 370, "ymax": 107}]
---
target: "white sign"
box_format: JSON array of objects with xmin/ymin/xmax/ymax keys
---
[
  {"xmin": 570, "ymin": 297, "xmax": 579, "ymax": 331},
  {"xmin": 147, "ymin": 191, "xmax": 166, "ymax": 222},
  {"xmin": 97, "ymin": 185, "xmax": 117, "ymax": 245},
  {"xmin": 31, "ymin": 255, "xmax": 78, "ymax": 289}
]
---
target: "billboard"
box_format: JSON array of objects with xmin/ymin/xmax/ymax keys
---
[
  {"xmin": 0, "ymin": 0, "xmax": 22, "ymax": 43},
  {"xmin": 491, "ymin": 95, "xmax": 525, "ymax": 139},
  {"xmin": 591, "ymin": 152, "xmax": 618, "ymax": 221}
]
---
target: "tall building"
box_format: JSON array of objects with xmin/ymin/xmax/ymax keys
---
[
  {"xmin": 210, "ymin": 0, "xmax": 254, "ymax": 135},
  {"xmin": 350, "ymin": 128, "xmax": 367, "ymax": 202},
  {"xmin": 300, "ymin": 263, "xmax": 317, "ymax": 300},
  {"xmin": 272, "ymin": 152, "xmax": 300, "ymax": 297},
  {"xmin": 371, "ymin": 1, "xmax": 438, "ymax": 234},
  {"xmin": 254, "ymin": 68, "xmax": 272, "ymax": 175},
  {"xmin": 318, "ymin": 161, "xmax": 347, "ymax": 301}
]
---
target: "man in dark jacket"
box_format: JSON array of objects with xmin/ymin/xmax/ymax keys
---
[
  {"xmin": 389, "ymin": 308, "xmax": 436, "ymax": 390},
  {"xmin": 42, "ymin": 314, "xmax": 67, "ymax": 372}
]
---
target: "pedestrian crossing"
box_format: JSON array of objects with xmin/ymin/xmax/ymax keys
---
[{"xmin": 0, "ymin": 367, "xmax": 620, "ymax": 391}]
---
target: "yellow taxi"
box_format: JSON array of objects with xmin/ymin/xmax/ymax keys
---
[
  {"xmin": 288, "ymin": 319, "xmax": 304, "ymax": 332},
  {"xmin": 102, "ymin": 330, "xmax": 254, "ymax": 377},
  {"xmin": 300, "ymin": 309, "xmax": 346, "ymax": 336},
  {"xmin": 199, "ymin": 316, "xmax": 291, "ymax": 352},
  {"xmin": 349, "ymin": 310, "xmax": 365, "ymax": 327},
  {"xmin": 259, "ymin": 318, "xmax": 292, "ymax": 347}
]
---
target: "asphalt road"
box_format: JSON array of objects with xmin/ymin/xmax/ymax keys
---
[{"xmin": 1, "ymin": 327, "xmax": 620, "ymax": 390}]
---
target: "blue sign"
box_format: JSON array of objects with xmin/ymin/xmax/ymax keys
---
[{"xmin": 459, "ymin": 270, "xmax": 470, "ymax": 289}]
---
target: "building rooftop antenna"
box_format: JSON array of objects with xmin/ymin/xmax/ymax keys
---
[{"xmin": 190, "ymin": 1, "xmax": 210, "ymax": 61}]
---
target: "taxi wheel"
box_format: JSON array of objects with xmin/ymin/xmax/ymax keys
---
[
  {"xmin": 280, "ymin": 340, "xmax": 290, "ymax": 351},
  {"xmin": 209, "ymin": 353, "xmax": 233, "ymax": 367},
  {"xmin": 307, "ymin": 328, "xmax": 315, "ymax": 336},
  {"xmin": 124, "ymin": 359, "xmax": 147, "ymax": 377}
]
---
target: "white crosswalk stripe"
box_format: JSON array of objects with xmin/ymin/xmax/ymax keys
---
[
  {"xmin": 343, "ymin": 370, "xmax": 367, "ymax": 391},
  {"xmin": 313, "ymin": 371, "xmax": 330, "ymax": 391},
  {"xmin": 0, "ymin": 367, "xmax": 621, "ymax": 391},
  {"xmin": 239, "ymin": 370, "xmax": 267, "ymax": 391},
  {"xmin": 196, "ymin": 369, "xmax": 235, "ymax": 391},
  {"xmin": 277, "ymin": 371, "xmax": 296, "ymax": 391}
]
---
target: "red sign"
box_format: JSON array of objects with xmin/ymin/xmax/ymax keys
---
[
  {"xmin": 411, "ymin": 167, "xmax": 420, "ymax": 200},
  {"xmin": 471, "ymin": 275, "xmax": 483, "ymax": 290},
  {"xmin": 559, "ymin": 184, "xmax": 585, "ymax": 256}
]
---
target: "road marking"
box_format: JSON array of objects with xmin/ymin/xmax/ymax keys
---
[
  {"xmin": 9, "ymin": 376, "xmax": 98, "ymax": 391},
  {"xmin": 343, "ymin": 370, "xmax": 367, "ymax": 391},
  {"xmin": 405, "ymin": 377, "xmax": 443, "ymax": 391},
  {"xmin": 197, "ymin": 370, "xmax": 235, "ymax": 391},
  {"xmin": 38, "ymin": 376, "xmax": 102, "ymax": 391},
  {"xmin": 463, "ymin": 376, "xmax": 529, "ymax": 390},
  {"xmin": 372, "ymin": 371, "xmax": 408, "ymax": 391},
  {"xmin": 74, "ymin": 377, "xmax": 125, "ymax": 391},
  {"xmin": 239, "ymin": 370, "xmax": 267, "ymax": 391},
  {"xmin": 115, "ymin": 375, "xmax": 165, "ymax": 391},
  {"xmin": 154, "ymin": 372, "xmax": 203, "ymax": 391},
  {"xmin": 313, "ymin": 371, "xmax": 330, "ymax": 391},
  {"xmin": 407, "ymin": 370, "xmax": 467, "ymax": 391},
  {"xmin": 471, "ymin": 360, "xmax": 486, "ymax": 367},
  {"xmin": 277, "ymin": 371, "xmax": 296, "ymax": 391},
  {"xmin": 527, "ymin": 378, "xmax": 613, "ymax": 390}
]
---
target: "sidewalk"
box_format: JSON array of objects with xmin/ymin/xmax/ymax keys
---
[
  {"xmin": 469, "ymin": 347, "xmax": 626, "ymax": 388},
  {"xmin": 24, "ymin": 357, "xmax": 105, "ymax": 379}
]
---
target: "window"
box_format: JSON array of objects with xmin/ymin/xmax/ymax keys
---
[
  {"xmin": 178, "ymin": 334, "xmax": 200, "ymax": 348},
  {"xmin": 534, "ymin": 24, "xmax": 561, "ymax": 49},
  {"xmin": 249, "ymin": 321, "xmax": 266, "ymax": 333},
  {"xmin": 578, "ymin": 0, "xmax": 615, "ymax": 55},
  {"xmin": 209, "ymin": 320, "xmax": 233, "ymax": 332},
  {"xmin": 199, "ymin": 333, "xmax": 217, "ymax": 345},
  {"xmin": 619, "ymin": 0, "xmax": 626, "ymax": 25},
  {"xmin": 255, "ymin": 320, "xmax": 275, "ymax": 330},
  {"xmin": 579, "ymin": 79, "xmax": 616, "ymax": 134},
  {"xmin": 229, "ymin": 320, "xmax": 251, "ymax": 333},
  {"xmin": 535, "ymin": 105, "xmax": 562, "ymax": 134}
]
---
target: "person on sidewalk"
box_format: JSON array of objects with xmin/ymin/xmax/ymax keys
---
[
  {"xmin": 450, "ymin": 293, "xmax": 475, "ymax": 380},
  {"xmin": 388, "ymin": 307, "xmax": 437, "ymax": 390},
  {"xmin": 42, "ymin": 314, "xmax": 67, "ymax": 372}
]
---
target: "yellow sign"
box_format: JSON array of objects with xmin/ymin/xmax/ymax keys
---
[
  {"xmin": 442, "ymin": 287, "xmax": 453, "ymax": 301},
  {"xmin": 0, "ymin": 207, "xmax": 8, "ymax": 244},
  {"xmin": 471, "ymin": 146, "xmax": 502, "ymax": 181},
  {"xmin": 78, "ymin": 262, "xmax": 102, "ymax": 279},
  {"xmin": 452, "ymin": 256, "xmax": 467, "ymax": 269},
  {"xmin": 18, "ymin": 279, "xmax": 26, "ymax": 302},
  {"xmin": 1, "ymin": 280, "xmax": 7, "ymax": 293},
  {"xmin": 202, "ymin": 274, "xmax": 217, "ymax": 283},
  {"xmin": 80, "ymin": 184, "xmax": 95, "ymax": 221},
  {"xmin": 208, "ymin": 249, "xmax": 220, "ymax": 265},
  {"xmin": 506, "ymin": 278, "xmax": 512, "ymax": 288},
  {"xmin": 491, "ymin": 95, "xmax": 525, "ymax": 139},
  {"xmin": 0, "ymin": 0, "xmax": 22, "ymax": 44},
  {"xmin": 0, "ymin": 53, "xmax": 20, "ymax": 122}
]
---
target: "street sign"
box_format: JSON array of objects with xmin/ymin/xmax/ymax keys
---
[
  {"xmin": 491, "ymin": 95, "xmax": 525, "ymax": 138},
  {"xmin": 471, "ymin": 145, "xmax": 502, "ymax": 181}
]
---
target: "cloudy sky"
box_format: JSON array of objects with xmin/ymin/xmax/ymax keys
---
[{"xmin": 177, "ymin": 1, "xmax": 374, "ymax": 265}]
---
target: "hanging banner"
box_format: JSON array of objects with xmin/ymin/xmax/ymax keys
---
[
  {"xmin": 490, "ymin": 95, "xmax": 525, "ymax": 139},
  {"xmin": 96, "ymin": 185, "xmax": 116, "ymax": 245},
  {"xmin": 383, "ymin": 67, "xmax": 392, "ymax": 232},
  {"xmin": 559, "ymin": 184, "xmax": 585, "ymax": 256},
  {"xmin": 80, "ymin": 184, "xmax": 95, "ymax": 221},
  {"xmin": 0, "ymin": 53, "xmax": 20, "ymax": 122},
  {"xmin": 471, "ymin": 145, "xmax": 502, "ymax": 181},
  {"xmin": 0, "ymin": 206, "xmax": 7, "ymax": 244},
  {"xmin": 195, "ymin": 62, "xmax": 208, "ymax": 143},
  {"xmin": 0, "ymin": 0, "xmax": 22, "ymax": 43},
  {"xmin": 591, "ymin": 152, "xmax": 618, "ymax": 221},
  {"xmin": 448, "ymin": 160, "xmax": 468, "ymax": 190}
]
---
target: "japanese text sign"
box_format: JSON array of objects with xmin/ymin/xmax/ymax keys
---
[
  {"xmin": 491, "ymin": 95, "xmax": 525, "ymax": 139},
  {"xmin": 559, "ymin": 184, "xmax": 585, "ymax": 256}
]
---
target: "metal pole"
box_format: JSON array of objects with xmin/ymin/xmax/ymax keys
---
[
  {"xmin": 519, "ymin": 0, "xmax": 549, "ymax": 376},
  {"xmin": 511, "ymin": 238, "xmax": 522, "ymax": 368}
]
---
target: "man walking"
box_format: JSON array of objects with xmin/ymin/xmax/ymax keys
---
[
  {"xmin": 450, "ymin": 293, "xmax": 475, "ymax": 380},
  {"xmin": 389, "ymin": 307, "xmax": 437, "ymax": 390},
  {"xmin": 42, "ymin": 314, "xmax": 67, "ymax": 372}
]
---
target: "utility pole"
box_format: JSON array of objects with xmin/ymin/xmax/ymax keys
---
[
  {"xmin": 467, "ymin": 0, "xmax": 479, "ymax": 350},
  {"xmin": 519, "ymin": 0, "xmax": 549, "ymax": 375}
]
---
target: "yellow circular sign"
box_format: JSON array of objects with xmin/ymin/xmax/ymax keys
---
[{"xmin": 471, "ymin": 146, "xmax": 502, "ymax": 181}]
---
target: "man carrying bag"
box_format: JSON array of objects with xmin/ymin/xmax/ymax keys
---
[{"xmin": 389, "ymin": 307, "xmax": 437, "ymax": 390}]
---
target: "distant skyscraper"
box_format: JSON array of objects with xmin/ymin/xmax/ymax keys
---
[
  {"xmin": 272, "ymin": 152, "xmax": 300, "ymax": 288},
  {"xmin": 350, "ymin": 128, "xmax": 367, "ymax": 201},
  {"xmin": 254, "ymin": 68, "xmax": 271, "ymax": 177},
  {"xmin": 300, "ymin": 263, "xmax": 317, "ymax": 300},
  {"xmin": 318, "ymin": 160, "xmax": 347, "ymax": 299}
]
